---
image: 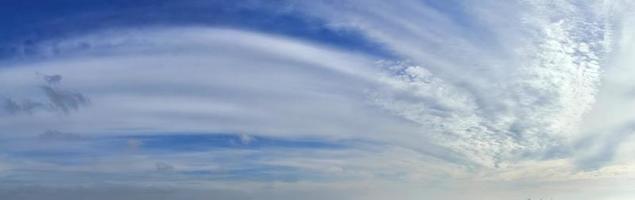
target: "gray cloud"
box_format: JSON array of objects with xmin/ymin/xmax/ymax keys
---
[
  {"xmin": 155, "ymin": 162, "xmax": 175, "ymax": 172},
  {"xmin": 40, "ymin": 85, "xmax": 89, "ymax": 113},
  {"xmin": 2, "ymin": 97, "xmax": 45, "ymax": 115},
  {"xmin": 1, "ymin": 74, "xmax": 89, "ymax": 115},
  {"xmin": 2, "ymin": 98, "xmax": 20, "ymax": 115}
]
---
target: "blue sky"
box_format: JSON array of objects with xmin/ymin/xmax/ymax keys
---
[
  {"xmin": 2, "ymin": 0, "xmax": 635, "ymax": 200},
  {"xmin": 0, "ymin": 0, "xmax": 391, "ymax": 59}
]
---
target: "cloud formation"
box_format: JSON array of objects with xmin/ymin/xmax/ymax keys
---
[
  {"xmin": 3, "ymin": 0, "xmax": 635, "ymax": 199},
  {"xmin": 295, "ymin": 0, "xmax": 617, "ymax": 168}
]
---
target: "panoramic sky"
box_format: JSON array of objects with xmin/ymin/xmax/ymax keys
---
[{"xmin": 1, "ymin": 0, "xmax": 635, "ymax": 199}]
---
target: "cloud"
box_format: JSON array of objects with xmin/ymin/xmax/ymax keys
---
[
  {"xmin": 3, "ymin": 1, "xmax": 635, "ymax": 199},
  {"xmin": 1, "ymin": 73, "xmax": 89, "ymax": 115},
  {"xmin": 569, "ymin": 0, "xmax": 635, "ymax": 170},
  {"xmin": 0, "ymin": 27, "xmax": 454, "ymax": 186},
  {"xmin": 0, "ymin": 2, "xmax": 628, "ymax": 175},
  {"xmin": 2, "ymin": 97, "xmax": 45, "ymax": 115},
  {"xmin": 2, "ymin": 98, "xmax": 21, "ymax": 114},
  {"xmin": 0, "ymin": 27, "xmax": 417, "ymax": 140},
  {"xmin": 40, "ymin": 84, "xmax": 89, "ymax": 113},
  {"xmin": 155, "ymin": 162, "xmax": 175, "ymax": 172},
  {"xmin": 293, "ymin": 0, "xmax": 616, "ymax": 168}
]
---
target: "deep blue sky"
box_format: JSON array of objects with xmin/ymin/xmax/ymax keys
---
[{"xmin": 0, "ymin": 0, "xmax": 393, "ymax": 59}]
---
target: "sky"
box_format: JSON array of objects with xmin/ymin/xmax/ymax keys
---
[{"xmin": 2, "ymin": 0, "xmax": 635, "ymax": 199}]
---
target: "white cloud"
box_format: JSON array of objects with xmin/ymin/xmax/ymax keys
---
[
  {"xmin": 295, "ymin": 0, "xmax": 623, "ymax": 169},
  {"xmin": 0, "ymin": 27, "xmax": 416, "ymax": 139}
]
